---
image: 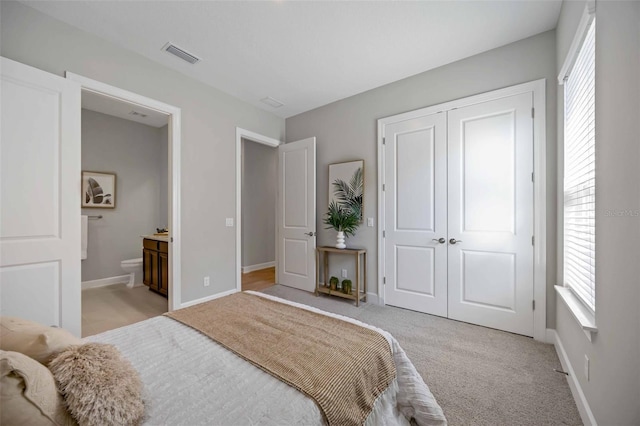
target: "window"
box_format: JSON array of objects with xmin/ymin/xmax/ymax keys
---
[{"xmin": 562, "ymin": 18, "xmax": 596, "ymax": 312}]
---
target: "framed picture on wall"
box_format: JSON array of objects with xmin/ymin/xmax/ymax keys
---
[
  {"xmin": 328, "ymin": 160, "xmax": 364, "ymax": 222},
  {"xmin": 82, "ymin": 171, "xmax": 116, "ymax": 208}
]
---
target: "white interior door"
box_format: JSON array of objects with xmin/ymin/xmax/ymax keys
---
[
  {"xmin": 0, "ymin": 57, "xmax": 81, "ymax": 336},
  {"xmin": 277, "ymin": 137, "xmax": 316, "ymax": 292},
  {"xmin": 447, "ymin": 93, "xmax": 534, "ymax": 336},
  {"xmin": 383, "ymin": 113, "xmax": 448, "ymax": 316}
]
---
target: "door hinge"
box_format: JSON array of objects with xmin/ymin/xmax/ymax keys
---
[
  {"xmin": 383, "ymin": 277, "xmax": 386, "ymax": 285},
  {"xmin": 382, "ymin": 137, "xmax": 386, "ymax": 145},
  {"xmin": 532, "ymin": 300, "xmax": 536, "ymax": 310},
  {"xmin": 382, "ymin": 184, "xmax": 385, "ymax": 191},
  {"xmin": 531, "ymin": 172, "xmax": 534, "ymax": 183},
  {"xmin": 532, "ymin": 235, "xmax": 535, "ymax": 245},
  {"xmin": 383, "ymin": 230, "xmax": 386, "ymax": 238},
  {"xmin": 531, "ymin": 107, "xmax": 535, "ymax": 118}
]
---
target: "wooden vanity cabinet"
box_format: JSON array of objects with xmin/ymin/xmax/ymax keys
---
[{"xmin": 143, "ymin": 238, "xmax": 168, "ymax": 297}]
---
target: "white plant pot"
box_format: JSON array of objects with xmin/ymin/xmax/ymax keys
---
[{"xmin": 336, "ymin": 231, "xmax": 346, "ymax": 249}]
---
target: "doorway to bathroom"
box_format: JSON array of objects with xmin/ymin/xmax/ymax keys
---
[
  {"xmin": 71, "ymin": 74, "xmax": 181, "ymax": 337},
  {"xmin": 239, "ymin": 134, "xmax": 278, "ymax": 292}
]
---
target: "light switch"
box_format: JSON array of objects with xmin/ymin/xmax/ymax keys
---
[
  {"xmin": 367, "ymin": 217, "xmax": 374, "ymax": 227},
  {"xmin": 225, "ymin": 218, "xmax": 234, "ymax": 227}
]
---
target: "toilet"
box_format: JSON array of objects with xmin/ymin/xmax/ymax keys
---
[{"xmin": 121, "ymin": 258, "xmax": 143, "ymax": 288}]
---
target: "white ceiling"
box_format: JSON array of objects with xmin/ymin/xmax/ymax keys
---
[
  {"xmin": 82, "ymin": 90, "xmax": 169, "ymax": 128},
  {"xmin": 24, "ymin": 1, "xmax": 562, "ymax": 118}
]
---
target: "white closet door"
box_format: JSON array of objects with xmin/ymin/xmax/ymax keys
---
[
  {"xmin": 447, "ymin": 93, "xmax": 534, "ymax": 336},
  {"xmin": 383, "ymin": 112, "xmax": 448, "ymax": 316},
  {"xmin": 277, "ymin": 137, "xmax": 316, "ymax": 292},
  {"xmin": 0, "ymin": 57, "xmax": 81, "ymax": 336}
]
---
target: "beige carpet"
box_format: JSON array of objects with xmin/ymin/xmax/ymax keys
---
[
  {"xmin": 261, "ymin": 285, "xmax": 582, "ymax": 426},
  {"xmin": 82, "ymin": 284, "xmax": 167, "ymax": 337}
]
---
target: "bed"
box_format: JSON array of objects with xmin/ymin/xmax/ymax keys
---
[{"xmin": 86, "ymin": 291, "xmax": 447, "ymax": 426}]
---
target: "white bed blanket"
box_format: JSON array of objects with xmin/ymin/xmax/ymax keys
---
[{"xmin": 87, "ymin": 292, "xmax": 446, "ymax": 426}]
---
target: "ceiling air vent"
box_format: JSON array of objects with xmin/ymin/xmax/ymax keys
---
[
  {"xmin": 260, "ymin": 96, "xmax": 284, "ymax": 108},
  {"xmin": 162, "ymin": 42, "xmax": 200, "ymax": 65}
]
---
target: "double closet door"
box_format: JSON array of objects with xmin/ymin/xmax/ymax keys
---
[{"xmin": 382, "ymin": 92, "xmax": 535, "ymax": 336}]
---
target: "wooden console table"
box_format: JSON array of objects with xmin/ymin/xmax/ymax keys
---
[{"xmin": 315, "ymin": 246, "xmax": 367, "ymax": 307}]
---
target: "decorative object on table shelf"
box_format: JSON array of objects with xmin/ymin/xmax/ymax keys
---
[
  {"xmin": 81, "ymin": 171, "xmax": 116, "ymax": 208},
  {"xmin": 328, "ymin": 160, "xmax": 364, "ymax": 223},
  {"xmin": 323, "ymin": 201, "xmax": 359, "ymax": 249},
  {"xmin": 154, "ymin": 227, "xmax": 169, "ymax": 236},
  {"xmin": 329, "ymin": 276, "xmax": 339, "ymax": 290},
  {"xmin": 342, "ymin": 279, "xmax": 352, "ymax": 295}
]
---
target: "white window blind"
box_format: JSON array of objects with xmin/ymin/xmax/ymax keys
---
[{"xmin": 563, "ymin": 19, "xmax": 596, "ymax": 311}]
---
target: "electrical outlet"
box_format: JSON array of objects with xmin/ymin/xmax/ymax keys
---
[
  {"xmin": 367, "ymin": 217, "xmax": 374, "ymax": 227},
  {"xmin": 204, "ymin": 276, "xmax": 210, "ymax": 287},
  {"xmin": 584, "ymin": 355, "xmax": 589, "ymax": 381},
  {"xmin": 225, "ymin": 218, "xmax": 234, "ymax": 227},
  {"xmin": 341, "ymin": 269, "xmax": 347, "ymax": 278}
]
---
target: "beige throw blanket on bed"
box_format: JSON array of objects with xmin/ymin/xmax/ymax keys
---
[{"xmin": 165, "ymin": 292, "xmax": 396, "ymax": 426}]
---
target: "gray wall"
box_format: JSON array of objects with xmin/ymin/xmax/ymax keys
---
[
  {"xmin": 0, "ymin": 1, "xmax": 285, "ymax": 303},
  {"xmin": 555, "ymin": 1, "xmax": 640, "ymax": 424},
  {"xmin": 286, "ymin": 30, "xmax": 558, "ymax": 322},
  {"xmin": 241, "ymin": 139, "xmax": 276, "ymax": 268},
  {"xmin": 81, "ymin": 110, "xmax": 166, "ymax": 281}
]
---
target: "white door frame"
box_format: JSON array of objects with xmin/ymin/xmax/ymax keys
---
[
  {"xmin": 378, "ymin": 79, "xmax": 547, "ymax": 341},
  {"xmin": 66, "ymin": 73, "xmax": 183, "ymax": 311},
  {"xmin": 235, "ymin": 128, "xmax": 282, "ymax": 292}
]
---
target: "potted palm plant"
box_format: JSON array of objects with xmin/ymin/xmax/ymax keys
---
[{"xmin": 323, "ymin": 201, "xmax": 359, "ymax": 249}]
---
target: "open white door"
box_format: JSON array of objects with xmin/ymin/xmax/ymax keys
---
[
  {"xmin": 0, "ymin": 57, "xmax": 81, "ymax": 336},
  {"xmin": 277, "ymin": 137, "xmax": 316, "ymax": 292}
]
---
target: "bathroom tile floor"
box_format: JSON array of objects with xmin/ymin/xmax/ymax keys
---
[{"xmin": 81, "ymin": 284, "xmax": 167, "ymax": 337}]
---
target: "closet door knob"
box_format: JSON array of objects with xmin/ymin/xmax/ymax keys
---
[
  {"xmin": 304, "ymin": 232, "xmax": 316, "ymax": 237},
  {"xmin": 432, "ymin": 238, "xmax": 446, "ymax": 244},
  {"xmin": 449, "ymin": 238, "xmax": 463, "ymax": 245}
]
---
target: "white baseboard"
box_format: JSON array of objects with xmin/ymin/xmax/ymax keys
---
[
  {"xmin": 545, "ymin": 328, "xmax": 556, "ymax": 344},
  {"xmin": 179, "ymin": 288, "xmax": 239, "ymax": 309},
  {"xmin": 242, "ymin": 261, "xmax": 275, "ymax": 274},
  {"xmin": 82, "ymin": 274, "xmax": 131, "ymax": 290},
  {"xmin": 366, "ymin": 292, "xmax": 380, "ymax": 305},
  {"xmin": 548, "ymin": 329, "xmax": 597, "ymax": 426}
]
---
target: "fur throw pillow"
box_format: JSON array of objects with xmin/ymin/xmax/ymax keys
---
[{"xmin": 48, "ymin": 343, "xmax": 144, "ymax": 426}]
